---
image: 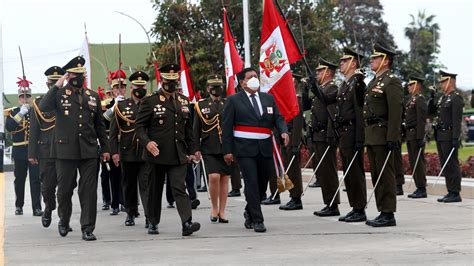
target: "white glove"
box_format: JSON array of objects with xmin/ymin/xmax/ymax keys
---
[
  {"xmin": 19, "ymin": 104, "xmax": 30, "ymax": 116},
  {"xmin": 116, "ymin": 95, "xmax": 125, "ymax": 102}
]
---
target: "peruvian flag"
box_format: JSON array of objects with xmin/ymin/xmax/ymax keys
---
[
  {"xmin": 259, "ymin": 0, "xmax": 303, "ymax": 122},
  {"xmin": 179, "ymin": 41, "xmax": 195, "ymax": 102},
  {"xmin": 223, "ymin": 8, "xmax": 244, "ymax": 96}
]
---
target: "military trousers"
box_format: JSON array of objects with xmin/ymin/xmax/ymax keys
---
[
  {"xmin": 39, "ymin": 158, "xmax": 57, "ymax": 212},
  {"xmin": 393, "ymin": 147, "xmax": 405, "ymax": 186},
  {"xmin": 13, "ymin": 159, "xmax": 41, "ymax": 211},
  {"xmin": 340, "ymin": 147, "xmax": 366, "ymax": 209},
  {"xmin": 312, "ymin": 141, "xmax": 339, "ymax": 205},
  {"xmin": 282, "ymin": 145, "xmax": 303, "ymax": 198},
  {"xmin": 147, "ymin": 163, "xmax": 192, "ymax": 225},
  {"xmin": 367, "ymin": 145, "xmax": 397, "ymax": 212},
  {"xmin": 406, "ymin": 140, "xmax": 426, "ymax": 188},
  {"xmin": 436, "ymin": 141, "xmax": 461, "ymax": 193},
  {"xmin": 230, "ymin": 162, "xmax": 242, "ymax": 191},
  {"xmin": 56, "ymin": 158, "xmax": 98, "ymax": 233},
  {"xmin": 121, "ymin": 161, "xmax": 149, "ymax": 217}
]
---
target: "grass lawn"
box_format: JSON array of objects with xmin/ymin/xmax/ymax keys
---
[{"xmin": 402, "ymin": 141, "xmax": 474, "ymax": 161}]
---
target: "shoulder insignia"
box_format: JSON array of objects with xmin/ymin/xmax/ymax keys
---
[
  {"xmin": 85, "ymin": 90, "xmax": 91, "ymax": 96},
  {"xmin": 159, "ymin": 95, "xmax": 166, "ymax": 102}
]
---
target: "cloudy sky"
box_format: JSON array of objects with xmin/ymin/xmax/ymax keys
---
[{"xmin": 0, "ymin": 0, "xmax": 472, "ymax": 96}]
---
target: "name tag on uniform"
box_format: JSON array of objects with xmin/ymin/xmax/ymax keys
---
[{"xmin": 267, "ymin": 107, "xmax": 273, "ymax": 114}]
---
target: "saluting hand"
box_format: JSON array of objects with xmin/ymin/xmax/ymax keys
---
[
  {"xmin": 281, "ymin": 133, "xmax": 290, "ymax": 147},
  {"xmin": 146, "ymin": 141, "xmax": 160, "ymax": 157},
  {"xmin": 194, "ymin": 151, "xmax": 202, "ymax": 161},
  {"xmin": 55, "ymin": 73, "xmax": 69, "ymax": 89},
  {"xmin": 112, "ymin": 154, "xmax": 120, "ymax": 167},
  {"xmin": 102, "ymin": 152, "xmax": 110, "ymax": 161},
  {"xmin": 224, "ymin": 153, "xmax": 233, "ymax": 165}
]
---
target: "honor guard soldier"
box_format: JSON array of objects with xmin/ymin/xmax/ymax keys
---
[
  {"xmin": 39, "ymin": 56, "xmax": 110, "ymax": 241},
  {"xmin": 305, "ymin": 58, "xmax": 340, "ymax": 217},
  {"xmin": 404, "ymin": 76, "xmax": 428, "ymax": 199},
  {"xmin": 109, "ymin": 71, "xmax": 150, "ymax": 227},
  {"xmin": 135, "ymin": 63, "xmax": 201, "ymax": 236},
  {"xmin": 5, "ymin": 82, "xmax": 42, "ymax": 216},
  {"xmin": 364, "ymin": 43, "xmax": 403, "ymax": 227},
  {"xmin": 278, "ymin": 73, "xmax": 305, "ymax": 211},
  {"xmin": 28, "ymin": 66, "xmax": 65, "ymax": 227},
  {"xmin": 193, "ymin": 74, "xmax": 231, "ymax": 223},
  {"xmin": 335, "ymin": 47, "xmax": 367, "ymax": 222},
  {"xmin": 429, "ymin": 70, "xmax": 464, "ymax": 203}
]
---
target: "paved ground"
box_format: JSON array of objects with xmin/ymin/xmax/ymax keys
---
[{"xmin": 1, "ymin": 171, "xmax": 473, "ymax": 265}]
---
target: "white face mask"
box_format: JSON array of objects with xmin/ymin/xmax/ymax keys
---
[{"xmin": 246, "ymin": 77, "xmax": 260, "ymax": 91}]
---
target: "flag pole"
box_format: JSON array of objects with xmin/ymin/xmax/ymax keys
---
[{"xmin": 243, "ymin": 0, "xmax": 251, "ymax": 67}]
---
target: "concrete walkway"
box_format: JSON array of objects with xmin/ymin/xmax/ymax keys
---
[{"xmin": 1, "ymin": 171, "xmax": 473, "ymax": 265}]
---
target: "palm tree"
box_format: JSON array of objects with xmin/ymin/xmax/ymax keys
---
[{"xmin": 404, "ymin": 10, "xmax": 440, "ymax": 60}]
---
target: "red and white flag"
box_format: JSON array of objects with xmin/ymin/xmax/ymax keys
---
[
  {"xmin": 259, "ymin": 0, "xmax": 303, "ymax": 122},
  {"xmin": 179, "ymin": 41, "xmax": 195, "ymax": 102},
  {"xmin": 223, "ymin": 8, "xmax": 244, "ymax": 96}
]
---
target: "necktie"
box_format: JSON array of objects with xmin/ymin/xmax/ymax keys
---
[{"xmin": 250, "ymin": 94, "xmax": 261, "ymax": 118}]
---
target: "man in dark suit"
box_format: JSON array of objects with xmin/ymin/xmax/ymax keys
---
[{"xmin": 222, "ymin": 67, "xmax": 289, "ymax": 233}]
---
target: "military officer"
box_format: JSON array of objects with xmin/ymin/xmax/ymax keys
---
[
  {"xmin": 303, "ymin": 58, "xmax": 340, "ymax": 217},
  {"xmin": 5, "ymin": 84, "xmax": 42, "ymax": 216},
  {"xmin": 279, "ymin": 74, "xmax": 304, "ymax": 211},
  {"xmin": 135, "ymin": 64, "xmax": 200, "ymax": 236},
  {"xmin": 363, "ymin": 43, "xmax": 403, "ymax": 227},
  {"xmin": 109, "ymin": 71, "xmax": 150, "ymax": 227},
  {"xmin": 429, "ymin": 70, "xmax": 464, "ymax": 203},
  {"xmin": 404, "ymin": 76, "xmax": 428, "ymax": 199},
  {"xmin": 334, "ymin": 47, "xmax": 367, "ymax": 222},
  {"xmin": 39, "ymin": 56, "xmax": 110, "ymax": 241},
  {"xmin": 194, "ymin": 74, "xmax": 231, "ymax": 223},
  {"xmin": 28, "ymin": 66, "xmax": 65, "ymax": 227}
]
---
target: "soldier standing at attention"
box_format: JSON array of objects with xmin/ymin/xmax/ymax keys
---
[
  {"xmin": 135, "ymin": 64, "xmax": 200, "ymax": 236},
  {"xmin": 28, "ymin": 66, "xmax": 65, "ymax": 227},
  {"xmin": 404, "ymin": 76, "xmax": 428, "ymax": 199},
  {"xmin": 364, "ymin": 43, "xmax": 403, "ymax": 227},
  {"xmin": 6, "ymin": 82, "xmax": 42, "ymax": 216},
  {"xmin": 335, "ymin": 47, "xmax": 367, "ymax": 222},
  {"xmin": 109, "ymin": 71, "xmax": 150, "ymax": 227},
  {"xmin": 429, "ymin": 71, "xmax": 464, "ymax": 203},
  {"xmin": 40, "ymin": 56, "xmax": 110, "ymax": 241}
]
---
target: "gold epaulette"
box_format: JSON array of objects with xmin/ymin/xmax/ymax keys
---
[
  {"xmin": 114, "ymin": 103, "xmax": 135, "ymax": 134},
  {"xmin": 32, "ymin": 98, "xmax": 55, "ymax": 131},
  {"xmin": 194, "ymin": 102, "xmax": 222, "ymax": 143},
  {"xmin": 3, "ymin": 107, "xmax": 14, "ymax": 117}
]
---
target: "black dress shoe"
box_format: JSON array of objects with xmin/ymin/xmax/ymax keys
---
[
  {"xmin": 191, "ymin": 199, "xmax": 200, "ymax": 209},
  {"xmin": 102, "ymin": 203, "xmax": 110, "ymax": 211},
  {"xmin": 145, "ymin": 217, "xmax": 150, "ymax": 229},
  {"xmin": 182, "ymin": 221, "xmax": 201, "ymax": 236},
  {"xmin": 197, "ymin": 186, "xmax": 207, "ymax": 192},
  {"xmin": 148, "ymin": 224, "xmax": 159, "ymax": 234},
  {"xmin": 314, "ymin": 205, "xmax": 340, "ymax": 217},
  {"xmin": 253, "ymin": 222, "xmax": 267, "ymax": 233},
  {"xmin": 58, "ymin": 220, "xmax": 71, "ymax": 237},
  {"xmin": 408, "ymin": 188, "xmax": 427, "ymax": 199},
  {"xmin": 42, "ymin": 210, "xmax": 52, "ymax": 228},
  {"xmin": 261, "ymin": 196, "xmax": 281, "ymax": 205},
  {"xmin": 33, "ymin": 209, "xmax": 43, "ymax": 216},
  {"xmin": 15, "ymin": 207, "xmax": 23, "ymax": 215},
  {"xmin": 110, "ymin": 208, "xmax": 119, "ymax": 215},
  {"xmin": 228, "ymin": 189, "xmax": 241, "ymax": 197},
  {"xmin": 125, "ymin": 215, "xmax": 135, "ymax": 226},
  {"xmin": 308, "ymin": 179, "xmax": 321, "ymax": 188},
  {"xmin": 218, "ymin": 215, "xmax": 229, "ymax": 223},
  {"xmin": 366, "ymin": 213, "xmax": 396, "ymax": 227},
  {"xmin": 338, "ymin": 209, "xmax": 356, "ymax": 222},
  {"xmin": 344, "ymin": 210, "xmax": 367, "ymax": 223},
  {"xmin": 244, "ymin": 211, "xmax": 253, "ymax": 229},
  {"xmin": 442, "ymin": 192, "xmax": 462, "ymax": 203},
  {"xmin": 82, "ymin": 231, "xmax": 97, "ymax": 241},
  {"xmin": 210, "ymin": 216, "xmax": 218, "ymax": 223},
  {"xmin": 279, "ymin": 198, "xmax": 303, "ymax": 210},
  {"xmin": 396, "ymin": 185, "xmax": 404, "ymax": 196}
]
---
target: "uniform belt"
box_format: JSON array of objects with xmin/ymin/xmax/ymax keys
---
[
  {"xmin": 233, "ymin": 125, "xmax": 272, "ymax": 139},
  {"xmin": 365, "ymin": 117, "xmax": 387, "ymax": 126},
  {"xmin": 12, "ymin": 141, "xmax": 28, "ymax": 146}
]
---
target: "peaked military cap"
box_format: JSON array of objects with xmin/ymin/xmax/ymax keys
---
[
  {"xmin": 340, "ymin": 47, "xmax": 364, "ymax": 61},
  {"xmin": 18, "ymin": 87, "xmax": 32, "ymax": 96},
  {"xmin": 407, "ymin": 75, "xmax": 425, "ymax": 86},
  {"xmin": 371, "ymin": 42, "xmax": 397, "ymax": 58},
  {"xmin": 63, "ymin": 56, "xmax": 86, "ymax": 73},
  {"xmin": 159, "ymin": 64, "xmax": 180, "ymax": 81},
  {"xmin": 315, "ymin": 58, "xmax": 338, "ymax": 70},
  {"xmin": 207, "ymin": 74, "xmax": 223, "ymax": 85},
  {"xmin": 129, "ymin": 71, "xmax": 149, "ymax": 86},
  {"xmin": 439, "ymin": 70, "xmax": 457, "ymax": 82},
  {"xmin": 44, "ymin": 66, "xmax": 65, "ymax": 80}
]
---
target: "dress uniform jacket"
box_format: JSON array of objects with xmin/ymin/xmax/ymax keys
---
[
  {"xmin": 28, "ymin": 96, "xmax": 55, "ymax": 160},
  {"xmin": 6, "ymin": 107, "xmax": 30, "ymax": 160},
  {"xmin": 193, "ymin": 97, "xmax": 225, "ymax": 155}
]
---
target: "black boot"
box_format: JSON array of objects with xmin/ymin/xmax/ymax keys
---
[
  {"xmin": 441, "ymin": 192, "xmax": 462, "ymax": 203},
  {"xmin": 42, "ymin": 210, "xmax": 52, "ymax": 228},
  {"xmin": 148, "ymin": 224, "xmax": 159, "ymax": 234},
  {"xmin": 279, "ymin": 197, "xmax": 303, "ymax": 210},
  {"xmin": 125, "ymin": 214, "xmax": 135, "ymax": 226},
  {"xmin": 82, "ymin": 231, "xmax": 97, "ymax": 241},
  {"xmin": 15, "ymin": 207, "xmax": 23, "ymax": 215},
  {"xmin": 344, "ymin": 209, "xmax": 367, "ymax": 222},
  {"xmin": 366, "ymin": 212, "xmax": 396, "ymax": 227},
  {"xmin": 58, "ymin": 219, "xmax": 71, "ymax": 237},
  {"xmin": 408, "ymin": 187, "xmax": 427, "ymax": 199},
  {"xmin": 314, "ymin": 205, "xmax": 339, "ymax": 217},
  {"xmin": 182, "ymin": 219, "xmax": 200, "ymax": 236},
  {"xmin": 261, "ymin": 194, "xmax": 281, "ymax": 205}
]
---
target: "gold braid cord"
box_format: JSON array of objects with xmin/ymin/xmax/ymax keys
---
[
  {"xmin": 33, "ymin": 99, "xmax": 55, "ymax": 132},
  {"xmin": 194, "ymin": 102, "xmax": 222, "ymax": 143},
  {"xmin": 114, "ymin": 104, "xmax": 135, "ymax": 134}
]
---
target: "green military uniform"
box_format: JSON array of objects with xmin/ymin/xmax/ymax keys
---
[
  {"xmin": 135, "ymin": 64, "xmax": 200, "ymax": 236},
  {"xmin": 334, "ymin": 47, "xmax": 367, "ymax": 221},
  {"xmin": 39, "ymin": 56, "xmax": 109, "ymax": 240},
  {"xmin": 109, "ymin": 71, "xmax": 150, "ymax": 226},
  {"xmin": 404, "ymin": 76, "xmax": 428, "ymax": 198},
  {"xmin": 430, "ymin": 71, "xmax": 464, "ymax": 202},
  {"xmin": 364, "ymin": 43, "xmax": 403, "ymax": 227},
  {"xmin": 5, "ymin": 86, "xmax": 42, "ymax": 215}
]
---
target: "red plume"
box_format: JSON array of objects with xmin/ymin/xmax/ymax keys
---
[
  {"xmin": 16, "ymin": 77, "xmax": 32, "ymax": 88},
  {"xmin": 111, "ymin": 69, "xmax": 127, "ymax": 80},
  {"xmin": 97, "ymin": 86, "xmax": 106, "ymax": 100}
]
